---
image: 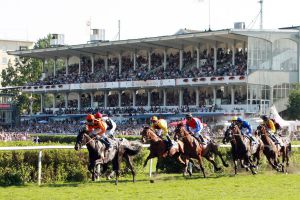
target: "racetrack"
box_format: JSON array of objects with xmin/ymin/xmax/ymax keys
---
[{"xmin": 1, "ymin": 173, "xmax": 299, "ymax": 200}]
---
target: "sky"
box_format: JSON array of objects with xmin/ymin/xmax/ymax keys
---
[{"xmin": 0, "ymin": 0, "xmax": 299, "ymax": 45}]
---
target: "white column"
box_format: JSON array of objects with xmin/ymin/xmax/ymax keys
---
[
  {"xmin": 179, "ymin": 49, "xmax": 183, "ymax": 70},
  {"xmin": 148, "ymin": 51, "xmax": 151, "ymax": 70},
  {"xmin": 90, "ymin": 92, "xmax": 94, "ymax": 108},
  {"xmin": 179, "ymin": 89, "xmax": 183, "ymax": 107},
  {"xmin": 40, "ymin": 94, "xmax": 43, "ymax": 113},
  {"xmin": 53, "ymin": 58, "xmax": 57, "ymax": 77},
  {"xmin": 42, "ymin": 59, "xmax": 45, "ymax": 73},
  {"xmin": 196, "ymin": 88, "xmax": 199, "ymax": 106},
  {"xmin": 118, "ymin": 53, "xmax": 122, "ymax": 74},
  {"xmin": 133, "ymin": 52, "xmax": 136, "ymax": 70},
  {"xmin": 196, "ymin": 47, "xmax": 200, "ymax": 68},
  {"xmin": 164, "ymin": 49, "xmax": 167, "ymax": 70},
  {"xmin": 91, "ymin": 55, "xmax": 95, "ymax": 73},
  {"xmin": 52, "ymin": 94, "xmax": 56, "ymax": 109},
  {"xmin": 214, "ymin": 43, "xmax": 217, "ymax": 71},
  {"xmin": 104, "ymin": 91, "xmax": 108, "ymax": 108},
  {"xmin": 65, "ymin": 57, "xmax": 69, "ymax": 75},
  {"xmin": 163, "ymin": 89, "xmax": 167, "ymax": 106},
  {"xmin": 38, "ymin": 150, "xmax": 42, "ymax": 185},
  {"xmin": 147, "ymin": 91, "xmax": 151, "ymax": 107},
  {"xmin": 64, "ymin": 93, "xmax": 68, "ymax": 108},
  {"xmin": 231, "ymin": 86, "xmax": 235, "ymax": 105},
  {"xmin": 105, "ymin": 56, "xmax": 108, "ymax": 71},
  {"xmin": 270, "ymin": 86, "xmax": 274, "ymax": 106},
  {"xmin": 206, "ymin": 44, "xmax": 210, "ymax": 56},
  {"xmin": 213, "ymin": 87, "xmax": 216, "ymax": 105},
  {"xmin": 78, "ymin": 56, "xmax": 81, "ymax": 74},
  {"xmin": 232, "ymin": 41, "xmax": 235, "ymax": 67},
  {"xmin": 132, "ymin": 90, "xmax": 136, "ymax": 107},
  {"xmin": 77, "ymin": 93, "xmax": 81, "ymax": 110},
  {"xmin": 118, "ymin": 91, "xmax": 122, "ymax": 107}
]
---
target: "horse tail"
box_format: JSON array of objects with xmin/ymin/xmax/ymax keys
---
[{"xmin": 125, "ymin": 141, "xmax": 143, "ymax": 156}]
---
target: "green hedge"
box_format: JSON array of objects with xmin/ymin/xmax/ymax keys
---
[
  {"xmin": 34, "ymin": 134, "xmax": 141, "ymax": 144},
  {"xmin": 1, "ymin": 143, "xmax": 300, "ymax": 186}
]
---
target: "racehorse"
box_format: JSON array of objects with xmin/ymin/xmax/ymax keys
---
[
  {"xmin": 222, "ymin": 124, "xmax": 263, "ymax": 175},
  {"xmin": 256, "ymin": 125, "xmax": 291, "ymax": 173},
  {"xmin": 174, "ymin": 122, "xmax": 229, "ymax": 178},
  {"xmin": 74, "ymin": 129, "xmax": 142, "ymax": 184},
  {"xmin": 141, "ymin": 127, "xmax": 186, "ymax": 174}
]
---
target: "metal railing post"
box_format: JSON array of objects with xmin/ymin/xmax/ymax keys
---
[{"xmin": 38, "ymin": 150, "xmax": 42, "ymax": 185}]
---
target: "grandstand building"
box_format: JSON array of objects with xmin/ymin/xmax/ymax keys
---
[{"xmin": 8, "ymin": 28, "xmax": 300, "ymax": 121}]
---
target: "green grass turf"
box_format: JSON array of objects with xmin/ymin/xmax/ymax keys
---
[{"xmin": 0, "ymin": 172, "xmax": 299, "ymax": 200}]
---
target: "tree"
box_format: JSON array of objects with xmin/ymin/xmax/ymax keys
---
[
  {"xmin": 286, "ymin": 86, "xmax": 300, "ymax": 120},
  {"xmin": 1, "ymin": 34, "xmax": 51, "ymax": 114}
]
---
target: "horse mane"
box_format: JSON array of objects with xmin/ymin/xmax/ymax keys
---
[{"xmin": 177, "ymin": 121, "xmax": 184, "ymax": 127}]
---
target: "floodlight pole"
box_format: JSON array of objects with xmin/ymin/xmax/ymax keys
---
[
  {"xmin": 259, "ymin": 0, "xmax": 263, "ymax": 30},
  {"xmin": 208, "ymin": 0, "xmax": 211, "ymax": 31}
]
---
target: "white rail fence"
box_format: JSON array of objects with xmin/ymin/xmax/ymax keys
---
[{"xmin": 1, "ymin": 144, "xmax": 300, "ymax": 185}]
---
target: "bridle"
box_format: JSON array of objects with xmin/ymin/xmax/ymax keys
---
[{"xmin": 78, "ymin": 133, "xmax": 97, "ymax": 147}]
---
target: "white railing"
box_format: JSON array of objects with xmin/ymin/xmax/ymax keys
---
[{"xmin": 1, "ymin": 144, "xmax": 299, "ymax": 185}]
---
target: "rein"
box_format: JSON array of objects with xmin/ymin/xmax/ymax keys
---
[{"xmin": 83, "ymin": 133, "xmax": 97, "ymax": 146}]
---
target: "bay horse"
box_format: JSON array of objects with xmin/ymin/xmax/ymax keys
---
[
  {"xmin": 256, "ymin": 125, "xmax": 291, "ymax": 173},
  {"xmin": 222, "ymin": 124, "xmax": 263, "ymax": 175},
  {"xmin": 174, "ymin": 122, "xmax": 229, "ymax": 178},
  {"xmin": 141, "ymin": 127, "xmax": 186, "ymax": 174},
  {"xmin": 74, "ymin": 129, "xmax": 142, "ymax": 184}
]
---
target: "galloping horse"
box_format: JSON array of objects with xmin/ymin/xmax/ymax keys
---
[
  {"xmin": 74, "ymin": 129, "xmax": 142, "ymax": 184},
  {"xmin": 222, "ymin": 125, "xmax": 263, "ymax": 175},
  {"xmin": 256, "ymin": 125, "xmax": 291, "ymax": 173},
  {"xmin": 141, "ymin": 127, "xmax": 186, "ymax": 173},
  {"xmin": 174, "ymin": 122, "xmax": 229, "ymax": 178}
]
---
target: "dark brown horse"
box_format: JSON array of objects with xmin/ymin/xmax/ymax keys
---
[
  {"xmin": 222, "ymin": 124, "xmax": 263, "ymax": 175},
  {"xmin": 75, "ymin": 130, "xmax": 142, "ymax": 184},
  {"xmin": 141, "ymin": 127, "xmax": 186, "ymax": 174},
  {"xmin": 174, "ymin": 122, "xmax": 229, "ymax": 177},
  {"xmin": 256, "ymin": 125, "xmax": 291, "ymax": 173}
]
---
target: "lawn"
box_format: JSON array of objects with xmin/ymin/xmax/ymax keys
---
[{"xmin": 0, "ymin": 172, "xmax": 299, "ymax": 200}]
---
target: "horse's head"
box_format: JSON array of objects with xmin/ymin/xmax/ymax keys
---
[
  {"xmin": 222, "ymin": 125, "xmax": 236, "ymax": 144},
  {"xmin": 140, "ymin": 126, "xmax": 158, "ymax": 143},
  {"xmin": 74, "ymin": 127, "xmax": 89, "ymax": 150},
  {"xmin": 256, "ymin": 124, "xmax": 266, "ymax": 137},
  {"xmin": 174, "ymin": 121, "xmax": 186, "ymax": 139}
]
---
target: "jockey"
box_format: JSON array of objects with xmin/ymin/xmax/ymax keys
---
[
  {"xmin": 234, "ymin": 117, "xmax": 256, "ymax": 144},
  {"xmin": 90, "ymin": 114, "xmax": 110, "ymax": 150},
  {"xmin": 95, "ymin": 112, "xmax": 117, "ymax": 138},
  {"xmin": 185, "ymin": 113, "xmax": 205, "ymax": 144},
  {"xmin": 261, "ymin": 115, "xmax": 282, "ymax": 146},
  {"xmin": 85, "ymin": 114, "xmax": 95, "ymax": 133},
  {"xmin": 150, "ymin": 116, "xmax": 172, "ymax": 148}
]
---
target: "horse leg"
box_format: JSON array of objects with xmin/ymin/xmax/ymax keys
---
[
  {"xmin": 204, "ymin": 155, "xmax": 221, "ymax": 172},
  {"xmin": 234, "ymin": 159, "xmax": 238, "ymax": 175},
  {"xmin": 183, "ymin": 157, "xmax": 191, "ymax": 177},
  {"xmin": 143, "ymin": 154, "xmax": 155, "ymax": 168},
  {"xmin": 197, "ymin": 155, "xmax": 206, "ymax": 178},
  {"xmin": 267, "ymin": 156, "xmax": 279, "ymax": 171},
  {"xmin": 124, "ymin": 154, "xmax": 136, "ymax": 183},
  {"xmin": 173, "ymin": 152, "xmax": 186, "ymax": 166}
]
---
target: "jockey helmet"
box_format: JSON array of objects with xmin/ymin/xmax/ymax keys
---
[
  {"xmin": 261, "ymin": 115, "xmax": 268, "ymax": 121},
  {"xmin": 94, "ymin": 112, "xmax": 102, "ymax": 119},
  {"xmin": 151, "ymin": 116, "xmax": 158, "ymax": 122},
  {"xmin": 86, "ymin": 114, "xmax": 95, "ymax": 122},
  {"xmin": 185, "ymin": 113, "xmax": 193, "ymax": 119},
  {"xmin": 231, "ymin": 116, "xmax": 238, "ymax": 121},
  {"xmin": 237, "ymin": 117, "xmax": 243, "ymax": 122}
]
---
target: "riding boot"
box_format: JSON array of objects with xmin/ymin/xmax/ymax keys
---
[
  {"xmin": 250, "ymin": 135, "xmax": 256, "ymax": 144},
  {"xmin": 198, "ymin": 134, "xmax": 206, "ymax": 144},
  {"xmin": 100, "ymin": 138, "xmax": 111, "ymax": 150},
  {"xmin": 166, "ymin": 134, "xmax": 173, "ymax": 149},
  {"xmin": 270, "ymin": 134, "xmax": 279, "ymax": 144}
]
